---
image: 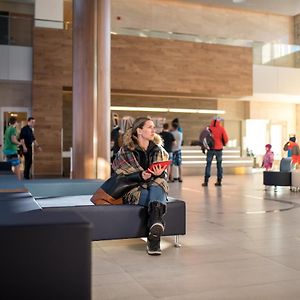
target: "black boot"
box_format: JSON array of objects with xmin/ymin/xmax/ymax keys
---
[
  {"xmin": 202, "ymin": 177, "xmax": 209, "ymax": 187},
  {"xmin": 215, "ymin": 178, "xmax": 222, "ymax": 186},
  {"xmin": 147, "ymin": 201, "xmax": 166, "ymax": 255}
]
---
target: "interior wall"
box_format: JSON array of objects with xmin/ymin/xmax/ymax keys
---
[
  {"xmin": 249, "ymin": 101, "xmax": 296, "ymax": 144},
  {"xmin": 0, "ymin": 81, "xmax": 31, "ymax": 107},
  {"xmin": 112, "ymin": 0, "xmax": 294, "ymax": 44},
  {"xmin": 112, "ymin": 95, "xmax": 218, "ymax": 145},
  {"xmin": 296, "ymin": 104, "xmax": 300, "ymax": 142},
  {"xmin": 218, "ymin": 99, "xmax": 249, "ymax": 120},
  {"xmin": 112, "ymin": 35, "xmax": 252, "ymax": 98},
  {"xmin": 32, "ymin": 27, "xmax": 72, "ymax": 176},
  {"xmin": 0, "ymin": 2, "xmax": 34, "ymax": 14},
  {"xmin": 217, "ymin": 100, "xmax": 251, "ymax": 148}
]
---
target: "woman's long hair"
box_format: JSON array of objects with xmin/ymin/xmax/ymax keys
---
[{"xmin": 123, "ymin": 117, "xmax": 151, "ymax": 150}]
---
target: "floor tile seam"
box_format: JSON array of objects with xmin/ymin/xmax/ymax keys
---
[
  {"xmin": 253, "ymin": 248, "xmax": 300, "ymax": 266},
  {"xmin": 92, "ymin": 269, "xmax": 127, "ymax": 277},
  {"xmin": 215, "ymin": 235, "xmax": 298, "ymax": 243},
  {"xmin": 121, "ymin": 268, "xmax": 157, "ymax": 298},
  {"xmin": 237, "ymin": 246, "xmax": 300, "ymax": 258},
  {"xmin": 230, "ymin": 277, "xmax": 300, "ymax": 290},
  {"xmin": 125, "ymin": 255, "xmax": 277, "ymax": 273},
  {"xmin": 260, "ymin": 254, "xmax": 300, "ymax": 273},
  {"xmin": 91, "ymin": 276, "xmax": 154, "ymax": 293},
  {"xmin": 132, "ymin": 277, "xmax": 300, "ymax": 299},
  {"xmin": 191, "ymin": 277, "xmax": 300, "ymax": 297},
  {"xmin": 96, "ymin": 247, "xmax": 159, "ymax": 297},
  {"xmin": 170, "ymin": 255, "xmax": 287, "ymax": 270}
]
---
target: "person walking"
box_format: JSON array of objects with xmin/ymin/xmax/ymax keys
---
[
  {"xmin": 202, "ymin": 117, "xmax": 228, "ymax": 187},
  {"xmin": 20, "ymin": 117, "xmax": 42, "ymax": 179},
  {"xmin": 3, "ymin": 116, "xmax": 24, "ymax": 180}
]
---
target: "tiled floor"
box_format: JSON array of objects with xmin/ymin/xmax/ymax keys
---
[{"xmin": 92, "ymin": 174, "xmax": 300, "ymax": 299}]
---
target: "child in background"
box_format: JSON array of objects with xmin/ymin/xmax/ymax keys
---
[{"xmin": 262, "ymin": 144, "xmax": 274, "ymax": 171}]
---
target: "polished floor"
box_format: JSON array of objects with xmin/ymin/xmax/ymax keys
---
[{"xmin": 92, "ymin": 174, "xmax": 300, "ymax": 300}]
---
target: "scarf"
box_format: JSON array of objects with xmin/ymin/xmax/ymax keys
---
[{"xmin": 112, "ymin": 146, "xmax": 169, "ymax": 204}]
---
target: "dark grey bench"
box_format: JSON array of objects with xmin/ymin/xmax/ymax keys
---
[
  {"xmin": 263, "ymin": 158, "xmax": 292, "ymax": 189},
  {"xmin": 0, "ymin": 175, "xmax": 185, "ymax": 299},
  {"xmin": 0, "ymin": 174, "xmax": 91, "ymax": 300},
  {"xmin": 24, "ymin": 179, "xmax": 186, "ymax": 246}
]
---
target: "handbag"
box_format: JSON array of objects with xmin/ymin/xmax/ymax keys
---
[{"xmin": 91, "ymin": 173, "xmax": 140, "ymax": 205}]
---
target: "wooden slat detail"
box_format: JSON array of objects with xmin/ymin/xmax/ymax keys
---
[
  {"xmin": 112, "ymin": 35, "xmax": 252, "ymax": 98},
  {"xmin": 32, "ymin": 28, "xmax": 71, "ymax": 177}
]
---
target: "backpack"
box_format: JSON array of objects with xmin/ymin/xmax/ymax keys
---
[{"xmin": 199, "ymin": 127, "xmax": 214, "ymax": 153}]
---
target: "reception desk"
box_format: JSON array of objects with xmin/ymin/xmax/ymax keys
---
[{"xmin": 180, "ymin": 146, "xmax": 253, "ymax": 176}]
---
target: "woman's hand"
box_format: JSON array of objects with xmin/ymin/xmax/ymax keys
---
[
  {"xmin": 147, "ymin": 164, "xmax": 167, "ymax": 177},
  {"xmin": 142, "ymin": 171, "xmax": 152, "ymax": 181}
]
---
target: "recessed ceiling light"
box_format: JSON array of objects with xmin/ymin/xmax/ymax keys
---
[{"xmin": 233, "ymin": 0, "xmax": 246, "ymax": 3}]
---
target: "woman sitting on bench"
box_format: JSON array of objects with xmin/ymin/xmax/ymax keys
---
[{"xmin": 113, "ymin": 117, "xmax": 169, "ymax": 255}]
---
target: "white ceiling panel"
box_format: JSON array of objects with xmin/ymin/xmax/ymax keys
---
[{"xmin": 181, "ymin": 0, "xmax": 300, "ymax": 16}]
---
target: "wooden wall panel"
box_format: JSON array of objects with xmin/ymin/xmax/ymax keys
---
[
  {"xmin": 32, "ymin": 28, "xmax": 71, "ymax": 177},
  {"xmin": 62, "ymin": 30, "xmax": 72, "ymax": 86},
  {"xmin": 111, "ymin": 35, "xmax": 252, "ymax": 98}
]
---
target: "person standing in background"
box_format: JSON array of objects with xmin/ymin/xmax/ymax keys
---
[
  {"xmin": 159, "ymin": 123, "xmax": 176, "ymax": 182},
  {"xmin": 172, "ymin": 118, "xmax": 183, "ymax": 133},
  {"xmin": 20, "ymin": 117, "xmax": 42, "ymax": 180},
  {"xmin": 202, "ymin": 117, "xmax": 229, "ymax": 187},
  {"xmin": 3, "ymin": 116, "xmax": 25, "ymax": 180},
  {"xmin": 171, "ymin": 121, "xmax": 183, "ymax": 182},
  {"xmin": 283, "ymin": 135, "xmax": 300, "ymax": 169}
]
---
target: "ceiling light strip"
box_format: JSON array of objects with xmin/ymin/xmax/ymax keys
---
[{"xmin": 110, "ymin": 106, "xmax": 225, "ymax": 114}]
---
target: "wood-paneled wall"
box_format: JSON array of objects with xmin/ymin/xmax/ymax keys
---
[
  {"xmin": 32, "ymin": 28, "xmax": 72, "ymax": 176},
  {"xmin": 112, "ymin": 35, "xmax": 252, "ymax": 98}
]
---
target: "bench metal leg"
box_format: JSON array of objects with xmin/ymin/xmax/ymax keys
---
[{"xmin": 174, "ymin": 235, "xmax": 182, "ymax": 248}]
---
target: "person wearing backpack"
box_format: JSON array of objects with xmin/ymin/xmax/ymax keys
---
[
  {"xmin": 199, "ymin": 126, "xmax": 214, "ymax": 154},
  {"xmin": 202, "ymin": 117, "xmax": 229, "ymax": 187}
]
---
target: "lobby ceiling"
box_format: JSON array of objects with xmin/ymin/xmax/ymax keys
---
[
  {"xmin": 183, "ymin": 0, "xmax": 300, "ymax": 16},
  {"xmin": 2, "ymin": 0, "xmax": 300, "ymax": 16}
]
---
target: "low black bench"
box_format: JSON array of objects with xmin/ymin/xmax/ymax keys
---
[
  {"xmin": 0, "ymin": 175, "xmax": 186, "ymax": 299},
  {"xmin": 0, "ymin": 172, "xmax": 91, "ymax": 300},
  {"xmin": 263, "ymin": 158, "xmax": 292, "ymax": 189},
  {"xmin": 24, "ymin": 179, "xmax": 186, "ymax": 246}
]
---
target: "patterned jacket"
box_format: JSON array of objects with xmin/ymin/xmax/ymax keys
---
[{"xmin": 111, "ymin": 131, "xmax": 169, "ymax": 204}]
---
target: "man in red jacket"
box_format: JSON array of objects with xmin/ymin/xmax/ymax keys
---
[{"xmin": 202, "ymin": 117, "xmax": 229, "ymax": 187}]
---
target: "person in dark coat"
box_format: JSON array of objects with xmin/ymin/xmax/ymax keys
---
[{"xmin": 19, "ymin": 117, "xmax": 42, "ymax": 179}]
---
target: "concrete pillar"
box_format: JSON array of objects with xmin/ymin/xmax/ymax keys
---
[{"xmin": 73, "ymin": 0, "xmax": 111, "ymax": 179}]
